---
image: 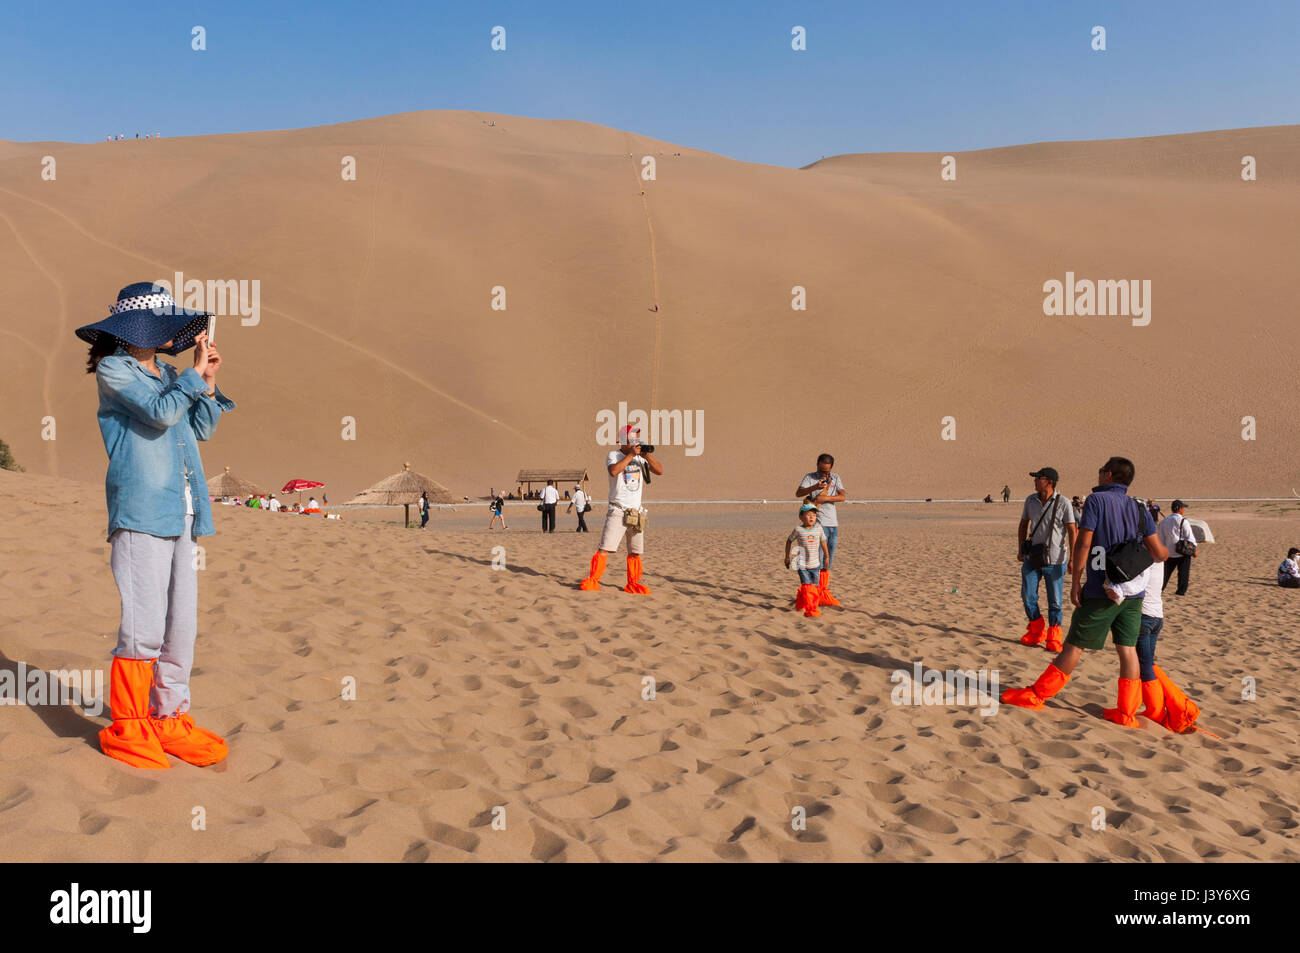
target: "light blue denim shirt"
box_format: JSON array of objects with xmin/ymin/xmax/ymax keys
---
[{"xmin": 95, "ymin": 347, "xmax": 236, "ymax": 541}]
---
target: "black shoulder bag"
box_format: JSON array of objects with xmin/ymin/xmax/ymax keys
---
[
  {"xmin": 1022, "ymin": 495, "xmax": 1062, "ymax": 569},
  {"xmin": 1105, "ymin": 497, "xmax": 1156, "ymax": 584}
]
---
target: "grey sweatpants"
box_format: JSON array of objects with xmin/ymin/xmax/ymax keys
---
[{"xmin": 109, "ymin": 515, "xmax": 198, "ymax": 719}]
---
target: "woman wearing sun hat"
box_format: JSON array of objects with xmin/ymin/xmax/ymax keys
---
[{"xmin": 77, "ymin": 282, "xmax": 235, "ymax": 769}]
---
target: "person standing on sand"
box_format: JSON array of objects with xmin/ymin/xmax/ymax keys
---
[
  {"xmin": 795, "ymin": 453, "xmax": 845, "ymax": 606},
  {"xmin": 1158, "ymin": 500, "xmax": 1197, "ymax": 595},
  {"xmin": 540, "ymin": 480, "xmax": 559, "ymax": 533},
  {"xmin": 76, "ymin": 282, "xmax": 234, "ymax": 769},
  {"xmin": 489, "ymin": 494, "xmax": 508, "ymax": 529},
  {"xmin": 785, "ymin": 503, "xmax": 830, "ymax": 618},
  {"xmin": 1002, "ymin": 456, "xmax": 1169, "ymax": 728},
  {"xmin": 1002, "ymin": 484, "xmax": 1011, "ymax": 503},
  {"xmin": 1016, "ymin": 467, "xmax": 1077, "ymax": 653},
  {"xmin": 578, "ymin": 425, "xmax": 663, "ymax": 594},
  {"xmin": 567, "ymin": 484, "xmax": 589, "ymax": 532},
  {"xmin": 419, "ymin": 491, "xmax": 430, "ymax": 529}
]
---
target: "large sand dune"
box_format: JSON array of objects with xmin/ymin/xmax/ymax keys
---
[{"xmin": 1, "ymin": 114, "xmax": 1297, "ymax": 501}]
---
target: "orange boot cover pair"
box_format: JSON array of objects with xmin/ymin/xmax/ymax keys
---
[
  {"xmin": 99, "ymin": 657, "xmax": 228, "ymax": 768},
  {"xmin": 623, "ymin": 555, "xmax": 651, "ymax": 594},
  {"xmin": 1102, "ymin": 677, "xmax": 1142, "ymax": 728},
  {"xmin": 1019, "ymin": 616, "xmax": 1047, "ymax": 646},
  {"xmin": 579, "ymin": 552, "xmax": 607, "ymax": 590},
  {"xmin": 1152, "ymin": 666, "xmax": 1201, "ymax": 733},
  {"xmin": 1001, "ymin": 663, "xmax": 1070, "ymax": 710},
  {"xmin": 816, "ymin": 570, "xmax": 841, "ymax": 607},
  {"xmin": 1043, "ymin": 624, "xmax": 1064, "ymax": 653}
]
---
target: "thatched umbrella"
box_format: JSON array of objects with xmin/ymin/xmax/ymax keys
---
[
  {"xmin": 343, "ymin": 462, "xmax": 456, "ymax": 527},
  {"xmin": 207, "ymin": 466, "xmax": 264, "ymax": 500}
]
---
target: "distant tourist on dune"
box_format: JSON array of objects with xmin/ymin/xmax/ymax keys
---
[
  {"xmin": 1003, "ymin": 456, "xmax": 1170, "ymax": 729},
  {"xmin": 1158, "ymin": 500, "xmax": 1198, "ymax": 595},
  {"xmin": 419, "ymin": 491, "xmax": 430, "ymax": 529},
  {"xmin": 578, "ymin": 425, "xmax": 661, "ymax": 594},
  {"xmin": 1002, "ymin": 484, "xmax": 1010, "ymax": 503},
  {"xmin": 1016, "ymin": 467, "xmax": 1077, "ymax": 653},
  {"xmin": 1279, "ymin": 548, "xmax": 1300, "ymax": 588},
  {"xmin": 567, "ymin": 484, "xmax": 589, "ymax": 532},
  {"xmin": 785, "ymin": 503, "xmax": 830, "ymax": 617},
  {"xmin": 795, "ymin": 453, "xmax": 845, "ymax": 607},
  {"xmin": 76, "ymin": 281, "xmax": 234, "ymax": 769}
]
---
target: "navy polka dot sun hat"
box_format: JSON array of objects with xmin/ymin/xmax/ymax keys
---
[{"xmin": 75, "ymin": 281, "xmax": 213, "ymax": 355}]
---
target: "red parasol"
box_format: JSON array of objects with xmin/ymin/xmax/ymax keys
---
[
  {"xmin": 281, "ymin": 479, "xmax": 325, "ymax": 509},
  {"xmin": 282, "ymin": 479, "xmax": 325, "ymax": 493}
]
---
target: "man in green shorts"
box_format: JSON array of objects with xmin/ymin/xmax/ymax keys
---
[{"xmin": 1002, "ymin": 456, "xmax": 1168, "ymax": 727}]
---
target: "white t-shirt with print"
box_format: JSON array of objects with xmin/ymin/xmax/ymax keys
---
[
  {"xmin": 541, "ymin": 485, "xmax": 559, "ymax": 505},
  {"xmin": 787, "ymin": 523, "xmax": 826, "ymax": 571},
  {"xmin": 607, "ymin": 451, "xmax": 646, "ymax": 509}
]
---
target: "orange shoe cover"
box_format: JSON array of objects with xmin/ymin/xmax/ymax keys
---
[
  {"xmin": 98, "ymin": 657, "xmax": 170, "ymax": 769},
  {"xmin": 1000, "ymin": 663, "xmax": 1070, "ymax": 710},
  {"xmin": 1153, "ymin": 666, "xmax": 1201, "ymax": 733},
  {"xmin": 150, "ymin": 712, "xmax": 228, "ymax": 766},
  {"xmin": 1140, "ymin": 678, "xmax": 1166, "ymax": 724},
  {"xmin": 623, "ymin": 555, "xmax": 651, "ymax": 594},
  {"xmin": 817, "ymin": 570, "xmax": 841, "ymax": 607},
  {"xmin": 1043, "ymin": 624, "xmax": 1063, "ymax": 652},
  {"xmin": 1019, "ymin": 616, "xmax": 1047, "ymax": 646},
  {"xmin": 1102, "ymin": 677, "xmax": 1142, "ymax": 728},
  {"xmin": 794, "ymin": 585, "xmax": 810, "ymax": 611},
  {"xmin": 579, "ymin": 552, "xmax": 607, "ymax": 590},
  {"xmin": 801, "ymin": 584, "xmax": 821, "ymax": 617}
]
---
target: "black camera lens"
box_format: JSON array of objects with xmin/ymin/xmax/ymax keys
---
[{"xmin": 640, "ymin": 444, "xmax": 655, "ymax": 454}]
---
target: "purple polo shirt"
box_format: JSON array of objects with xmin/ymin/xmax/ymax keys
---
[{"xmin": 1078, "ymin": 483, "xmax": 1157, "ymax": 600}]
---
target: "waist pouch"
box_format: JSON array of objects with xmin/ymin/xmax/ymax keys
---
[{"xmin": 621, "ymin": 506, "xmax": 647, "ymax": 532}]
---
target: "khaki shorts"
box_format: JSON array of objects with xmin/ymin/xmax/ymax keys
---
[{"xmin": 599, "ymin": 507, "xmax": 644, "ymax": 555}]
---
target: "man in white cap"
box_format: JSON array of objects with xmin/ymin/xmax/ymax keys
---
[{"xmin": 578, "ymin": 425, "xmax": 663, "ymax": 594}]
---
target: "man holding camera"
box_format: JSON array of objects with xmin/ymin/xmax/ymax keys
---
[
  {"xmin": 1017, "ymin": 467, "xmax": 1077, "ymax": 653},
  {"xmin": 578, "ymin": 425, "xmax": 663, "ymax": 594},
  {"xmin": 795, "ymin": 453, "xmax": 847, "ymax": 606}
]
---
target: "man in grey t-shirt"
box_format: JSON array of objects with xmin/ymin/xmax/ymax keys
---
[
  {"xmin": 1017, "ymin": 467, "xmax": 1078, "ymax": 652},
  {"xmin": 796, "ymin": 452, "xmax": 847, "ymax": 606}
]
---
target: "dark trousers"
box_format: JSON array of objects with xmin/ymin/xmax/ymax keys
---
[
  {"xmin": 1162, "ymin": 556, "xmax": 1190, "ymax": 594},
  {"xmin": 541, "ymin": 503, "xmax": 556, "ymax": 532},
  {"xmin": 420, "ymin": 510, "xmax": 429, "ymax": 528},
  {"xmin": 576, "ymin": 510, "xmax": 588, "ymax": 532},
  {"xmin": 1280, "ymin": 577, "xmax": 1300, "ymax": 589}
]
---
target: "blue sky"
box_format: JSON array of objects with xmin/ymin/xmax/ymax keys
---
[{"xmin": 2, "ymin": 1, "xmax": 1295, "ymax": 166}]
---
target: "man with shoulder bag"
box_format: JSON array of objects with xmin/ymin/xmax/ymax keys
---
[
  {"xmin": 578, "ymin": 425, "xmax": 663, "ymax": 594},
  {"xmin": 1017, "ymin": 467, "xmax": 1078, "ymax": 652},
  {"xmin": 1003, "ymin": 456, "xmax": 1170, "ymax": 728},
  {"xmin": 1157, "ymin": 500, "xmax": 1197, "ymax": 595}
]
